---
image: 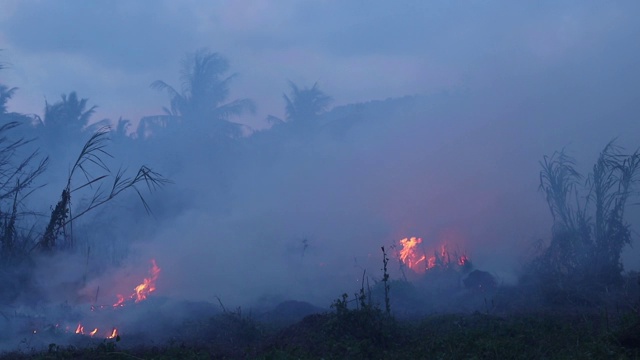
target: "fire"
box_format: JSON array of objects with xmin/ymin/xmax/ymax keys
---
[
  {"xmin": 113, "ymin": 294, "xmax": 125, "ymax": 307},
  {"xmin": 398, "ymin": 237, "xmax": 469, "ymax": 274},
  {"xmin": 133, "ymin": 259, "xmax": 160, "ymax": 302},
  {"xmin": 114, "ymin": 259, "xmax": 161, "ymax": 306},
  {"xmin": 399, "ymin": 237, "xmax": 427, "ymax": 272},
  {"xmin": 72, "ymin": 259, "xmax": 159, "ymax": 340}
]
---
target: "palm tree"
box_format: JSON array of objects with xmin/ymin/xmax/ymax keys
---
[
  {"xmin": 40, "ymin": 92, "xmax": 98, "ymax": 134},
  {"xmin": 141, "ymin": 48, "xmax": 255, "ymax": 139},
  {"xmin": 283, "ymin": 81, "xmax": 331, "ymax": 122},
  {"xmin": 0, "ymin": 84, "xmax": 36, "ymax": 126},
  {"xmin": 0, "ymin": 85, "xmax": 20, "ymax": 122},
  {"xmin": 35, "ymin": 92, "xmax": 107, "ymax": 158}
]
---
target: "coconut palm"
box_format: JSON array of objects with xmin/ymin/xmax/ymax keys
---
[
  {"xmin": 40, "ymin": 92, "xmax": 99, "ymax": 134},
  {"xmin": 283, "ymin": 81, "xmax": 331, "ymax": 122},
  {"xmin": 34, "ymin": 91, "xmax": 109, "ymax": 164},
  {"xmin": 141, "ymin": 48, "xmax": 255, "ymax": 139},
  {"xmin": 0, "ymin": 85, "xmax": 36, "ymax": 126}
]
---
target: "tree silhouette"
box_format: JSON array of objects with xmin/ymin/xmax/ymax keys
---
[
  {"xmin": 34, "ymin": 92, "xmax": 107, "ymax": 160},
  {"xmin": 283, "ymin": 81, "xmax": 331, "ymax": 122},
  {"xmin": 140, "ymin": 48, "xmax": 255, "ymax": 139},
  {"xmin": 0, "ymin": 85, "xmax": 27, "ymax": 123},
  {"xmin": 39, "ymin": 92, "xmax": 99, "ymax": 134},
  {"xmin": 0, "ymin": 64, "xmax": 34, "ymax": 125},
  {"xmin": 0, "ymin": 62, "xmax": 33, "ymax": 129}
]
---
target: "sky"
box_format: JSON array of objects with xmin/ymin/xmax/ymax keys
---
[
  {"xmin": 1, "ymin": 1, "xmax": 640, "ymax": 308},
  {"xmin": 1, "ymin": 1, "xmax": 636, "ymax": 131}
]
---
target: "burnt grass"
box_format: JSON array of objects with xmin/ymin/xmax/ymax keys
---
[{"xmin": 2, "ymin": 282, "xmax": 640, "ymax": 360}]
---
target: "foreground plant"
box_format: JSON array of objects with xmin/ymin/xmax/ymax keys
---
[
  {"xmin": 38, "ymin": 127, "xmax": 170, "ymax": 251},
  {"xmin": 533, "ymin": 140, "xmax": 640, "ymax": 294},
  {"xmin": 0, "ymin": 121, "xmax": 48, "ymax": 258}
]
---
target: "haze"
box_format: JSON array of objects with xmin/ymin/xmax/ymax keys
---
[{"xmin": 1, "ymin": 0, "xmax": 639, "ymax": 308}]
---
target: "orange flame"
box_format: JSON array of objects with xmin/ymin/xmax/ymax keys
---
[
  {"xmin": 399, "ymin": 237, "xmax": 469, "ymax": 274},
  {"xmin": 113, "ymin": 294, "xmax": 125, "ymax": 308},
  {"xmin": 114, "ymin": 259, "xmax": 161, "ymax": 306},
  {"xmin": 71, "ymin": 259, "xmax": 159, "ymax": 339},
  {"xmin": 399, "ymin": 237, "xmax": 427, "ymax": 272},
  {"xmin": 133, "ymin": 259, "xmax": 160, "ymax": 302}
]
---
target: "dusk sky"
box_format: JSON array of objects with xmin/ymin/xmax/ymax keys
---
[{"xmin": 2, "ymin": 1, "xmax": 638, "ymax": 131}]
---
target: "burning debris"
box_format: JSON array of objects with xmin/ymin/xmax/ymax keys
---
[
  {"xmin": 397, "ymin": 237, "xmax": 470, "ymax": 274},
  {"xmin": 113, "ymin": 259, "xmax": 161, "ymax": 307},
  {"xmin": 24, "ymin": 259, "xmax": 162, "ymax": 343}
]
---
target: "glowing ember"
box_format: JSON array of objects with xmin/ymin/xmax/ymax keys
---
[
  {"xmin": 75, "ymin": 323, "xmax": 84, "ymax": 334},
  {"xmin": 89, "ymin": 328, "xmax": 98, "ymax": 337},
  {"xmin": 107, "ymin": 328, "xmax": 118, "ymax": 339}
]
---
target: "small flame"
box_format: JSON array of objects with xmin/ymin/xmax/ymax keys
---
[
  {"xmin": 133, "ymin": 259, "xmax": 160, "ymax": 302},
  {"xmin": 114, "ymin": 259, "xmax": 161, "ymax": 306},
  {"xmin": 113, "ymin": 294, "xmax": 125, "ymax": 308},
  {"xmin": 72, "ymin": 259, "xmax": 159, "ymax": 339}
]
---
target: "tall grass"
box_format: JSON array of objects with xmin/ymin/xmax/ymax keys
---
[
  {"xmin": 38, "ymin": 127, "xmax": 169, "ymax": 251},
  {"xmin": 534, "ymin": 140, "xmax": 640, "ymax": 294},
  {"xmin": 0, "ymin": 122, "xmax": 48, "ymax": 258}
]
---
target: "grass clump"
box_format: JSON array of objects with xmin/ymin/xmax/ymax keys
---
[{"xmin": 526, "ymin": 140, "xmax": 640, "ymax": 304}]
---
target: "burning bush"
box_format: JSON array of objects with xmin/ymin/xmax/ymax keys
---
[{"xmin": 396, "ymin": 236, "xmax": 471, "ymax": 279}]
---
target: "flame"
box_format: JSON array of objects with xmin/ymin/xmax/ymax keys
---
[
  {"xmin": 62, "ymin": 260, "xmax": 159, "ymax": 340},
  {"xmin": 114, "ymin": 259, "xmax": 161, "ymax": 306},
  {"xmin": 399, "ymin": 237, "xmax": 427, "ymax": 272},
  {"xmin": 133, "ymin": 259, "xmax": 160, "ymax": 302},
  {"xmin": 113, "ymin": 294, "xmax": 125, "ymax": 307},
  {"xmin": 399, "ymin": 237, "xmax": 469, "ymax": 274}
]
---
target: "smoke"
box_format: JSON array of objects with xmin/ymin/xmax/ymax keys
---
[{"xmin": 1, "ymin": 0, "xmax": 640, "ymax": 353}]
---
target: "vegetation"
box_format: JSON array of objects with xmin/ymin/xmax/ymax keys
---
[
  {"xmin": 526, "ymin": 142, "xmax": 640, "ymax": 303},
  {"xmin": 283, "ymin": 81, "xmax": 332, "ymax": 123},
  {"xmin": 38, "ymin": 128, "xmax": 169, "ymax": 251},
  {"xmin": 1, "ymin": 48, "xmax": 640, "ymax": 359},
  {"xmin": 1, "ymin": 273, "xmax": 638, "ymax": 359},
  {"xmin": 139, "ymin": 48, "xmax": 255, "ymax": 139}
]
